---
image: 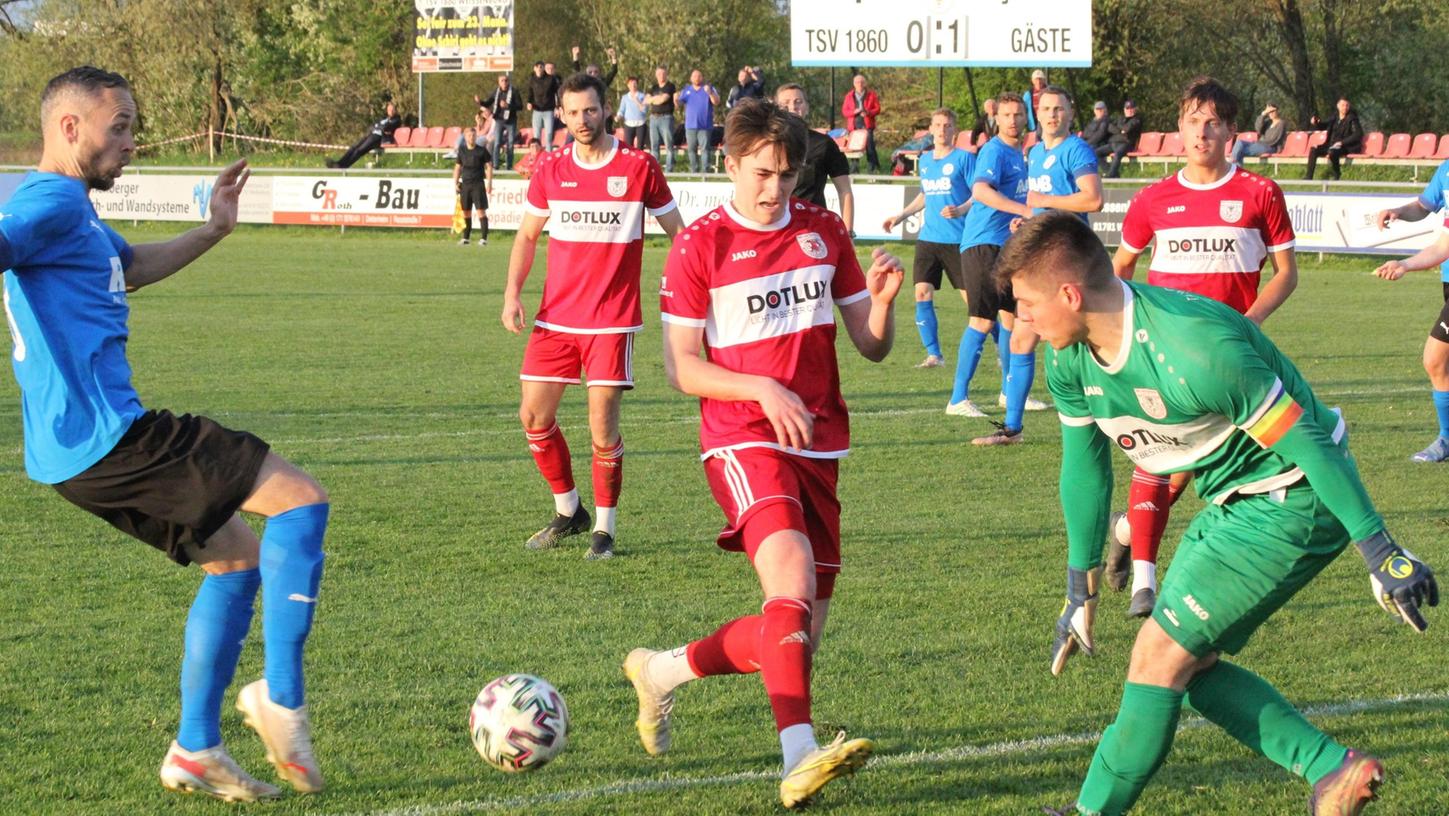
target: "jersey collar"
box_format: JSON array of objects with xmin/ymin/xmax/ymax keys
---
[
  {"xmin": 570, "ymin": 137, "xmax": 618, "ymax": 170},
  {"xmin": 723, "ymin": 200, "xmax": 792, "ymax": 231},
  {"xmin": 1175, "ymin": 165, "xmax": 1236, "ymax": 191},
  {"xmin": 1092, "ymin": 278, "xmax": 1135, "ymax": 374}
]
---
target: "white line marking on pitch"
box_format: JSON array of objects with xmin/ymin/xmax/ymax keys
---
[{"xmin": 334, "ymin": 691, "xmax": 1448, "ymax": 816}]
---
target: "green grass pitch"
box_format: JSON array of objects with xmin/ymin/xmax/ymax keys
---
[{"xmin": 0, "ymin": 225, "xmax": 1445, "ymax": 814}]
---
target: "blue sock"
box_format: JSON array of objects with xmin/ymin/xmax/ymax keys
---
[
  {"xmin": 261, "ymin": 503, "xmax": 328, "ymax": 709},
  {"xmin": 1005, "ymin": 351, "xmax": 1037, "ymax": 432},
  {"xmin": 997, "ymin": 327, "xmax": 1013, "ymax": 393},
  {"xmin": 178, "ymin": 569, "xmax": 259, "ymax": 751},
  {"xmin": 1434, "ymin": 390, "xmax": 1449, "ymax": 440},
  {"xmin": 951, "ymin": 327, "xmax": 989, "ymax": 403},
  {"xmin": 914, "ymin": 301, "xmax": 941, "ymax": 358}
]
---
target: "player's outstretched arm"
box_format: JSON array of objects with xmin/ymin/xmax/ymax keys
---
[
  {"xmin": 1375, "ymin": 200, "xmax": 1433, "ymax": 230},
  {"xmin": 1111, "ymin": 245, "xmax": 1141, "ymax": 281},
  {"xmin": 662, "ymin": 322, "xmax": 814, "ymax": 450},
  {"xmin": 1374, "ymin": 231, "xmax": 1449, "ymax": 281},
  {"xmin": 832, "ymin": 176, "xmax": 855, "ymax": 233},
  {"xmin": 125, "ymin": 159, "xmax": 249, "ymax": 289},
  {"xmin": 502, "ymin": 213, "xmax": 547, "ymax": 333},
  {"xmin": 883, "ymin": 193, "xmax": 925, "ymax": 233},
  {"xmin": 839, "ymin": 247, "xmax": 903, "ymax": 362},
  {"xmin": 1243, "ymin": 247, "xmax": 1298, "ymax": 325}
]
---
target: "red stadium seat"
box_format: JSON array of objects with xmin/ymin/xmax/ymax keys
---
[
  {"xmin": 386, "ymin": 126, "xmax": 411, "ymax": 147},
  {"xmin": 1436, "ymin": 134, "xmax": 1449, "ymax": 160},
  {"xmin": 1021, "ymin": 131, "xmax": 1039, "ymax": 151},
  {"xmin": 974, "ymin": 132, "xmax": 988, "ymax": 147},
  {"xmin": 1381, "ymin": 133, "xmax": 1413, "ymax": 159},
  {"xmin": 1306, "ymin": 130, "xmax": 1327, "ymax": 151},
  {"xmin": 517, "ymin": 127, "xmax": 533, "ymax": 145},
  {"xmin": 1409, "ymin": 132, "xmax": 1439, "ymax": 159},
  {"xmin": 844, "ymin": 129, "xmax": 869, "ymax": 153},
  {"xmin": 422, "ymin": 126, "xmax": 445, "ymax": 148},
  {"xmin": 1129, "ymin": 132, "xmax": 1163, "ymax": 157},
  {"xmin": 953, "ymin": 131, "xmax": 974, "ymax": 150},
  {"xmin": 441, "ymin": 126, "xmax": 462, "ymax": 148},
  {"xmin": 1350, "ymin": 131, "xmax": 1384, "ymax": 158},
  {"xmin": 405, "ymin": 128, "xmax": 430, "ymax": 148},
  {"xmin": 1277, "ymin": 131, "xmax": 1309, "ymax": 158},
  {"xmin": 1156, "ymin": 132, "xmax": 1183, "ymax": 156},
  {"xmin": 553, "ymin": 128, "xmax": 568, "ymax": 148}
]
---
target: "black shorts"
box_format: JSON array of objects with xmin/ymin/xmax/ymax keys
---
[
  {"xmin": 459, "ymin": 180, "xmax": 488, "ymax": 211},
  {"xmin": 913, "ymin": 241, "xmax": 965, "ymax": 290},
  {"xmin": 1432, "ymin": 283, "xmax": 1449, "ymax": 343},
  {"xmin": 961, "ymin": 243, "xmax": 1014, "ymax": 320},
  {"xmin": 52, "ymin": 410, "xmax": 271, "ymax": 566}
]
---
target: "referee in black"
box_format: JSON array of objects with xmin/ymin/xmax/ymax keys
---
[{"xmin": 454, "ymin": 126, "xmax": 494, "ymax": 245}]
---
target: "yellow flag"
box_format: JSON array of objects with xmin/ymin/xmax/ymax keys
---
[{"xmin": 452, "ymin": 195, "xmax": 466, "ymax": 234}]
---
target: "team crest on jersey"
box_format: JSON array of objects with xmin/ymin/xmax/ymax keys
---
[
  {"xmin": 607, "ymin": 176, "xmax": 628, "ymax": 197},
  {"xmin": 1219, "ymin": 200, "xmax": 1243, "ymax": 222},
  {"xmin": 1135, "ymin": 388, "xmax": 1167, "ymax": 420},
  {"xmin": 796, "ymin": 232, "xmax": 828, "ymax": 259},
  {"xmin": 941, "ymin": 162, "xmax": 954, "ymax": 175}
]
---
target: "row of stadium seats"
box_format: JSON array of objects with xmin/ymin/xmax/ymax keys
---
[{"xmin": 1128, "ymin": 130, "xmax": 1449, "ymax": 161}]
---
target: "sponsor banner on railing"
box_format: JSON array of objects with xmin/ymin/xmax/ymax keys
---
[{"xmin": 86, "ymin": 173, "xmax": 273, "ymax": 224}]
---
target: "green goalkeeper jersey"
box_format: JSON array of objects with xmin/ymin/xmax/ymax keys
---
[{"xmin": 1048, "ymin": 280, "xmax": 1383, "ymax": 569}]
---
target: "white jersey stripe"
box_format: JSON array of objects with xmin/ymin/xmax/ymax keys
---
[
  {"xmin": 1147, "ymin": 225, "xmax": 1266, "ymax": 275},
  {"xmin": 706, "ymin": 264, "xmax": 837, "ymax": 350},
  {"xmin": 660, "ymin": 313, "xmax": 707, "ymax": 328}
]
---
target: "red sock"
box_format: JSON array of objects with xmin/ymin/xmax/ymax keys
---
[
  {"xmin": 759, "ymin": 597, "xmax": 812, "ymax": 731},
  {"xmin": 592, "ymin": 436, "xmax": 624, "ymax": 510},
  {"xmin": 524, "ymin": 424, "xmax": 574, "ymax": 494},
  {"xmin": 686, "ymin": 615, "xmax": 762, "ymax": 677},
  {"xmin": 1128, "ymin": 468, "xmax": 1172, "ymax": 563}
]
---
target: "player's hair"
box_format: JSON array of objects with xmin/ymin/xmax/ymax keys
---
[
  {"xmin": 1179, "ymin": 76, "xmax": 1238, "ymax": 124},
  {"xmin": 1036, "ymin": 85, "xmax": 1073, "ymax": 108},
  {"xmin": 559, "ymin": 73, "xmax": 608, "ymax": 108},
  {"xmin": 994, "ymin": 210, "xmax": 1114, "ymax": 295},
  {"xmin": 995, "ymin": 91, "xmax": 1025, "ymax": 110},
  {"xmin": 775, "ymin": 82, "xmax": 805, "ymax": 97},
  {"xmin": 930, "ymin": 107, "xmax": 957, "ymax": 125},
  {"xmin": 41, "ymin": 66, "xmax": 130, "ymax": 123},
  {"xmin": 724, "ymin": 98, "xmax": 806, "ymax": 172}
]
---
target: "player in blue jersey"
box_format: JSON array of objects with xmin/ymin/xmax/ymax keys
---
[
  {"xmin": 1374, "ymin": 158, "xmax": 1449, "ymax": 462},
  {"xmin": 883, "ymin": 108, "xmax": 974, "ymax": 369},
  {"xmin": 973, "ymin": 85, "xmax": 1101, "ymax": 447},
  {"xmin": 0, "ymin": 67, "xmax": 328, "ymax": 802}
]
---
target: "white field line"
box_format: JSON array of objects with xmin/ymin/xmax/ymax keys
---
[{"xmin": 335, "ymin": 691, "xmax": 1448, "ymax": 816}]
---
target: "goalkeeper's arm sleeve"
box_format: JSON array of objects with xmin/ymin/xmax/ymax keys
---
[
  {"xmin": 1060, "ymin": 422, "xmax": 1114, "ymax": 571},
  {"xmin": 1270, "ymin": 421, "xmax": 1384, "ymax": 541}
]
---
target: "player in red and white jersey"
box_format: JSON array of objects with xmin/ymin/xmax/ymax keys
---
[
  {"xmin": 502, "ymin": 73, "xmax": 685, "ymax": 560},
  {"xmin": 621, "ymin": 99, "xmax": 904, "ymax": 809},
  {"xmin": 1107, "ymin": 77, "xmax": 1300, "ymax": 617}
]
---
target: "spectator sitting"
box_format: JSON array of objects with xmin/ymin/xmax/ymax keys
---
[
  {"xmin": 454, "ymin": 110, "xmax": 493, "ymax": 155},
  {"xmin": 1231, "ymin": 102, "xmax": 1288, "ymax": 165},
  {"xmin": 514, "ymin": 140, "xmax": 545, "ymax": 179},
  {"xmin": 327, "ymin": 101, "xmax": 400, "ymax": 168},
  {"xmin": 726, "ymin": 66, "xmax": 765, "ymax": 109},
  {"xmin": 968, "ymin": 98, "xmax": 997, "ymax": 146},
  {"xmin": 1083, "ymin": 100, "xmax": 1111, "ymax": 159},
  {"xmin": 1103, "ymin": 98, "xmax": 1142, "ymax": 178},
  {"xmin": 1305, "ymin": 97, "xmax": 1364, "ymax": 180}
]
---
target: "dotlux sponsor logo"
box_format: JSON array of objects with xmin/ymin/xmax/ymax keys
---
[
  {"xmin": 1167, "ymin": 237, "xmax": 1236, "ymax": 253},
  {"xmin": 1114, "ymin": 427, "xmax": 1184, "ymax": 451},
  {"xmin": 731, "ymin": 249, "xmax": 758, "ymax": 262},
  {"xmin": 746, "ymin": 280, "xmax": 827, "ymax": 315},
  {"xmin": 558, "ymin": 210, "xmax": 623, "ymax": 225}
]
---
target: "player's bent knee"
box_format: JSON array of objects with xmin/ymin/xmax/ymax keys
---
[{"xmin": 1125, "ymin": 618, "xmax": 1207, "ymax": 690}]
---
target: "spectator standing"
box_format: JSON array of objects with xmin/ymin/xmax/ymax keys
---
[
  {"xmin": 618, "ymin": 77, "xmax": 648, "ymax": 150},
  {"xmin": 326, "ymin": 101, "xmax": 400, "ymax": 169},
  {"xmin": 1083, "ymin": 100, "xmax": 1111, "ymax": 159},
  {"xmin": 1103, "ymin": 99, "xmax": 1142, "ymax": 178},
  {"xmin": 479, "ymin": 74, "xmax": 521, "ymax": 169},
  {"xmin": 1022, "ymin": 69, "xmax": 1047, "ymax": 132},
  {"xmin": 1305, "ymin": 97, "xmax": 1364, "ymax": 180},
  {"xmin": 841, "ymin": 73, "xmax": 882, "ymax": 173},
  {"xmin": 1232, "ymin": 102, "xmax": 1288, "ymax": 165},
  {"xmin": 572, "ymin": 45, "xmax": 619, "ymax": 88},
  {"xmin": 968, "ymin": 98, "xmax": 998, "ymax": 146},
  {"xmin": 527, "ymin": 61, "xmax": 562, "ymax": 150},
  {"xmin": 775, "ymin": 83, "xmax": 855, "ymax": 233},
  {"xmin": 726, "ymin": 66, "xmax": 765, "ymax": 109},
  {"xmin": 453, "ymin": 127, "xmax": 493, "ymax": 246},
  {"xmin": 676, "ymin": 70, "xmax": 720, "ymax": 173},
  {"xmin": 646, "ymin": 65, "xmax": 677, "ymax": 172}
]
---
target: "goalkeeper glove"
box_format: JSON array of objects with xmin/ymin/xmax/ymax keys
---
[
  {"xmin": 1356, "ymin": 530, "xmax": 1439, "ymax": 633},
  {"xmin": 1050, "ymin": 566, "xmax": 1100, "ymax": 676}
]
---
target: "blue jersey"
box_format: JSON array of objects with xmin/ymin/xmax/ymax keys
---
[
  {"xmin": 916, "ymin": 147, "xmax": 974, "ymax": 245},
  {"xmin": 960, "ymin": 137, "xmax": 1028, "ymax": 250},
  {"xmin": 1027, "ymin": 135, "xmax": 1099, "ymax": 223},
  {"xmin": 0, "ymin": 172, "xmax": 142, "ymax": 483},
  {"xmin": 1416, "ymin": 158, "xmax": 1449, "ymax": 282}
]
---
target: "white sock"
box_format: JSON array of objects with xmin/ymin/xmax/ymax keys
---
[
  {"xmin": 553, "ymin": 489, "xmax": 579, "ymax": 516},
  {"xmin": 780, "ymin": 723, "xmax": 819, "ymax": 776},
  {"xmin": 1131, "ymin": 560, "xmax": 1157, "ymax": 594},
  {"xmin": 1113, "ymin": 513, "xmax": 1133, "ymax": 546},
  {"xmin": 644, "ymin": 646, "xmax": 699, "ymax": 692},
  {"xmin": 595, "ymin": 506, "xmax": 617, "ymax": 536}
]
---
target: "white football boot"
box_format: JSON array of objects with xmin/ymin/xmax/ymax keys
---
[
  {"xmin": 159, "ymin": 741, "xmax": 281, "ymax": 802},
  {"xmin": 236, "ymin": 679, "xmax": 323, "ymax": 793}
]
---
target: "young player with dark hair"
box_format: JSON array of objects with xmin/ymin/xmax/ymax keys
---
[
  {"xmin": 623, "ymin": 98, "xmax": 904, "ymax": 808},
  {"xmin": 1006, "ymin": 211, "xmax": 1436, "ymax": 816}
]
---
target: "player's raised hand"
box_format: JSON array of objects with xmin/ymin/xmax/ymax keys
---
[
  {"xmin": 207, "ymin": 159, "xmax": 250, "ymax": 236},
  {"xmin": 865, "ymin": 247, "xmax": 904, "ymax": 303},
  {"xmin": 1374, "ymin": 209, "xmax": 1398, "ymax": 230},
  {"xmin": 1356, "ymin": 531, "xmax": 1439, "ymax": 633},
  {"xmin": 501, "ymin": 296, "xmax": 528, "ymax": 334},
  {"xmin": 1373, "ymin": 260, "xmax": 1407, "ymax": 281},
  {"xmin": 1050, "ymin": 566, "xmax": 1100, "ymax": 676},
  {"xmin": 757, "ymin": 380, "xmax": 813, "ymax": 451}
]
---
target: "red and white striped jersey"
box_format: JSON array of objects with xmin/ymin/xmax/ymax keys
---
[
  {"xmin": 660, "ymin": 200, "xmax": 868, "ymax": 459},
  {"xmin": 1120, "ymin": 167, "xmax": 1295, "ymax": 314},
  {"xmin": 526, "ymin": 141, "xmax": 677, "ymax": 333}
]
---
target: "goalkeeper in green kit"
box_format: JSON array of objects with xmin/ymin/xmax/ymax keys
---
[{"xmin": 1002, "ymin": 212, "xmax": 1438, "ymax": 816}]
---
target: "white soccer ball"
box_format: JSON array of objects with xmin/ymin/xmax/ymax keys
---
[{"xmin": 469, "ymin": 674, "xmax": 570, "ymax": 772}]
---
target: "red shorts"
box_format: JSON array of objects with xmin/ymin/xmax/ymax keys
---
[
  {"xmin": 520, "ymin": 327, "xmax": 635, "ymax": 388},
  {"xmin": 703, "ymin": 446, "xmax": 842, "ymax": 589}
]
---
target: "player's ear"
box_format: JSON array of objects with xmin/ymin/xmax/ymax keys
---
[
  {"xmin": 59, "ymin": 111, "xmax": 81, "ymax": 144},
  {"xmin": 723, "ymin": 154, "xmax": 740, "ymax": 181}
]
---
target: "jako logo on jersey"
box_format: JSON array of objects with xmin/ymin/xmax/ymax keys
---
[
  {"xmin": 796, "ymin": 232, "xmax": 828, "ymax": 259},
  {"xmin": 1167, "ymin": 237, "xmax": 1237, "ymax": 253},
  {"xmin": 1182, "ymin": 594, "xmax": 1210, "ymax": 620},
  {"xmin": 1220, "ymin": 200, "xmax": 1243, "ymax": 222},
  {"xmin": 731, "ymin": 249, "xmax": 758, "ymax": 262},
  {"xmin": 747, "ymin": 280, "xmax": 827, "ymax": 314},
  {"xmin": 1083, "ymin": 385, "xmax": 1104, "ymax": 396},
  {"xmin": 558, "ymin": 210, "xmax": 624, "ymax": 225},
  {"xmin": 1115, "ymin": 428, "xmax": 1184, "ymax": 450},
  {"xmin": 1166, "ymin": 205, "xmax": 1185, "ymax": 214},
  {"xmin": 560, "ymin": 181, "xmax": 579, "ymax": 188}
]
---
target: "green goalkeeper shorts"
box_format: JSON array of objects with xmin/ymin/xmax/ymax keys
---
[{"xmin": 1152, "ymin": 481, "xmax": 1350, "ymax": 658}]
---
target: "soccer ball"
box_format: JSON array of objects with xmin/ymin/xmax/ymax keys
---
[{"xmin": 469, "ymin": 674, "xmax": 570, "ymax": 772}]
